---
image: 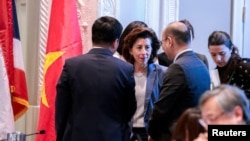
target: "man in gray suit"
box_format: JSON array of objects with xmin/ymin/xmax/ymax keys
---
[
  {"xmin": 148, "ymin": 21, "xmax": 211, "ymax": 141},
  {"xmin": 55, "ymin": 16, "xmax": 137, "ymax": 141}
]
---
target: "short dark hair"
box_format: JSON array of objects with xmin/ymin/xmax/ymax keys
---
[
  {"xmin": 122, "ymin": 27, "xmax": 160, "ymax": 64},
  {"xmin": 117, "ymin": 21, "xmax": 148, "ymax": 55},
  {"xmin": 179, "ymin": 19, "xmax": 194, "ymax": 39},
  {"xmin": 92, "ymin": 16, "xmax": 123, "ymax": 46}
]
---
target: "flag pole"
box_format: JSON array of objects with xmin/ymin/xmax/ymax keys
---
[{"xmin": 38, "ymin": 0, "xmax": 51, "ymax": 102}]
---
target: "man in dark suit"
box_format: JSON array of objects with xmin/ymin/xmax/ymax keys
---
[
  {"xmin": 55, "ymin": 16, "xmax": 137, "ymax": 141},
  {"xmin": 148, "ymin": 21, "xmax": 211, "ymax": 141},
  {"xmin": 157, "ymin": 19, "xmax": 209, "ymax": 68}
]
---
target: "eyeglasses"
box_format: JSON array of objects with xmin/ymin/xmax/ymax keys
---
[
  {"xmin": 202, "ymin": 111, "xmax": 226, "ymax": 124},
  {"xmin": 160, "ymin": 39, "xmax": 168, "ymax": 46}
]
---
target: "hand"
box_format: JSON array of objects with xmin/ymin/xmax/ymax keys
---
[{"xmin": 193, "ymin": 132, "xmax": 208, "ymax": 141}]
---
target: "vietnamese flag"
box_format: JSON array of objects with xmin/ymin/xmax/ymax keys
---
[{"xmin": 36, "ymin": 0, "xmax": 83, "ymax": 140}]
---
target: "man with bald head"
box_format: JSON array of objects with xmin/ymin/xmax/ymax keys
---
[
  {"xmin": 148, "ymin": 22, "xmax": 211, "ymax": 141},
  {"xmin": 157, "ymin": 19, "xmax": 209, "ymax": 68}
]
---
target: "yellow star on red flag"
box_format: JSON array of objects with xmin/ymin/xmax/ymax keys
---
[{"xmin": 41, "ymin": 51, "xmax": 64, "ymax": 107}]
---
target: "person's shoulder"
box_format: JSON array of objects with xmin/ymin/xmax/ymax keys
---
[
  {"xmin": 157, "ymin": 52, "xmax": 166, "ymax": 57},
  {"xmin": 113, "ymin": 51, "xmax": 121, "ymax": 58},
  {"xmin": 194, "ymin": 52, "xmax": 207, "ymax": 59},
  {"xmin": 237, "ymin": 58, "xmax": 250, "ymax": 70},
  {"xmin": 237, "ymin": 57, "xmax": 250, "ymax": 66},
  {"xmin": 157, "ymin": 52, "xmax": 172, "ymax": 67},
  {"xmin": 194, "ymin": 52, "xmax": 206, "ymax": 57},
  {"xmin": 65, "ymin": 54, "xmax": 83, "ymax": 62},
  {"xmin": 242, "ymin": 58, "xmax": 250, "ymax": 63},
  {"xmin": 157, "ymin": 52, "xmax": 169, "ymax": 61},
  {"xmin": 112, "ymin": 56, "xmax": 133, "ymax": 67}
]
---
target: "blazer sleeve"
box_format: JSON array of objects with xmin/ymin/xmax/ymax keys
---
[
  {"xmin": 124, "ymin": 65, "xmax": 137, "ymax": 122},
  {"xmin": 148, "ymin": 64, "xmax": 186, "ymax": 139}
]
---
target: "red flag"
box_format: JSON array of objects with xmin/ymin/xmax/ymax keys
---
[
  {"xmin": 0, "ymin": 0, "xmax": 29, "ymax": 122},
  {"xmin": 36, "ymin": 0, "xmax": 83, "ymax": 140}
]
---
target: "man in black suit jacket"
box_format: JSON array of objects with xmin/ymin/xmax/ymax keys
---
[
  {"xmin": 148, "ymin": 21, "xmax": 211, "ymax": 141},
  {"xmin": 157, "ymin": 19, "xmax": 209, "ymax": 68},
  {"xmin": 55, "ymin": 16, "xmax": 137, "ymax": 141}
]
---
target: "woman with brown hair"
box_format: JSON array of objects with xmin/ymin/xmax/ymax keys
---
[
  {"xmin": 171, "ymin": 107, "xmax": 206, "ymax": 141},
  {"xmin": 113, "ymin": 21, "xmax": 148, "ymax": 60},
  {"xmin": 122, "ymin": 27, "xmax": 167, "ymax": 141}
]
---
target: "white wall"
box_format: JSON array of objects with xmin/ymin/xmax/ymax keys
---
[
  {"xmin": 179, "ymin": 0, "xmax": 231, "ymax": 70},
  {"xmin": 242, "ymin": 0, "xmax": 250, "ymax": 57},
  {"xmin": 230, "ymin": 0, "xmax": 249, "ymax": 58},
  {"xmin": 118, "ymin": 0, "xmax": 179, "ymax": 52},
  {"xmin": 118, "ymin": 0, "xmax": 146, "ymax": 27}
]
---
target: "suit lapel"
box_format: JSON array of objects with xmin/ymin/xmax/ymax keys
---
[{"xmin": 144, "ymin": 64, "xmax": 156, "ymax": 113}]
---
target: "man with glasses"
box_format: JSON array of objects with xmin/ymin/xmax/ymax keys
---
[
  {"xmin": 200, "ymin": 84, "xmax": 250, "ymax": 125},
  {"xmin": 148, "ymin": 21, "xmax": 211, "ymax": 141},
  {"xmin": 157, "ymin": 19, "xmax": 209, "ymax": 68}
]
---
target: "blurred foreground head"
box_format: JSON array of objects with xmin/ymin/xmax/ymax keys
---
[{"xmin": 199, "ymin": 84, "xmax": 250, "ymax": 125}]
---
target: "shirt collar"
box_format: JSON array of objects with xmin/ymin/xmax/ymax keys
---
[{"xmin": 173, "ymin": 48, "xmax": 193, "ymax": 62}]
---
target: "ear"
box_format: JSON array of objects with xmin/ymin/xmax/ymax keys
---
[
  {"xmin": 129, "ymin": 48, "xmax": 133, "ymax": 56},
  {"xmin": 167, "ymin": 36, "xmax": 174, "ymax": 48},
  {"xmin": 233, "ymin": 105, "xmax": 244, "ymax": 122},
  {"xmin": 111, "ymin": 38, "xmax": 119, "ymax": 53}
]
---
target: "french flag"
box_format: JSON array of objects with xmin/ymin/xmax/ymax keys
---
[
  {"xmin": 0, "ymin": 2, "xmax": 29, "ymax": 140},
  {"xmin": 11, "ymin": 0, "xmax": 29, "ymax": 120}
]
